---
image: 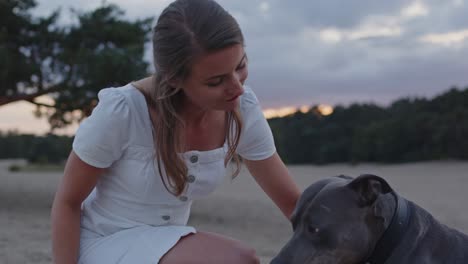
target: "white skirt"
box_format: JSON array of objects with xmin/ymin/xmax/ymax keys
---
[{"xmin": 79, "ymin": 225, "xmax": 196, "ymax": 264}]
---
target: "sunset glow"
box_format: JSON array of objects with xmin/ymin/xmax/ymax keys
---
[
  {"xmin": 317, "ymin": 104, "xmax": 334, "ymax": 116},
  {"xmin": 263, "ymin": 104, "xmax": 334, "ymax": 119},
  {"xmin": 1, "ymin": 102, "xmax": 335, "ymax": 135}
]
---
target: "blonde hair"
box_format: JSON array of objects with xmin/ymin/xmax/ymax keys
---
[{"xmin": 147, "ymin": 0, "xmax": 244, "ymax": 196}]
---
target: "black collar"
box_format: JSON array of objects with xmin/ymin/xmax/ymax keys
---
[{"xmin": 363, "ymin": 193, "xmax": 413, "ymax": 264}]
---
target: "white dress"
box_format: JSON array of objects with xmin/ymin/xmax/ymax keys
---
[{"xmin": 73, "ymin": 83, "xmax": 276, "ymax": 263}]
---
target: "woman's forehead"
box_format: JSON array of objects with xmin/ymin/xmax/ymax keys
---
[{"xmin": 190, "ymin": 44, "xmax": 245, "ymax": 80}]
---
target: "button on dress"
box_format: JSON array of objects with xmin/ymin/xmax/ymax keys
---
[{"xmin": 73, "ymin": 83, "xmax": 276, "ymax": 263}]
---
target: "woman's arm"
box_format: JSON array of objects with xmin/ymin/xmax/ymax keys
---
[
  {"xmin": 51, "ymin": 151, "xmax": 104, "ymax": 264},
  {"xmin": 244, "ymin": 152, "xmax": 301, "ymax": 220}
]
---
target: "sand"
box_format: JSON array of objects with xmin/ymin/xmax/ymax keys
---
[{"xmin": 1, "ymin": 159, "xmax": 468, "ymax": 263}]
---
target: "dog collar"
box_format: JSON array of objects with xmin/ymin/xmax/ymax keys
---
[{"xmin": 363, "ymin": 193, "xmax": 413, "ymax": 264}]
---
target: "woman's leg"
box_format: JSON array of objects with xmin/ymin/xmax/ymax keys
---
[{"xmin": 159, "ymin": 231, "xmax": 260, "ymax": 264}]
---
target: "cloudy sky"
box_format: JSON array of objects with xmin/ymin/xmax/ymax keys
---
[{"xmin": 1, "ymin": 0, "xmax": 468, "ymax": 134}]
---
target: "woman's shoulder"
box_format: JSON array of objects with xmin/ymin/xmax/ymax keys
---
[
  {"xmin": 238, "ymin": 85, "xmax": 266, "ymax": 124},
  {"xmin": 240, "ymin": 85, "xmax": 260, "ymax": 110},
  {"xmin": 80, "ymin": 83, "xmax": 150, "ymax": 136},
  {"xmin": 97, "ymin": 83, "xmax": 138, "ymax": 102},
  {"xmin": 96, "ymin": 83, "xmax": 147, "ymax": 114}
]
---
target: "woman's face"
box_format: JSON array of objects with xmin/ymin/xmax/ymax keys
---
[{"xmin": 179, "ymin": 44, "xmax": 248, "ymax": 112}]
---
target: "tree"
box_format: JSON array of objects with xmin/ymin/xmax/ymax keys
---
[
  {"xmin": 269, "ymin": 86, "xmax": 468, "ymax": 164},
  {"xmin": 0, "ymin": 0, "xmax": 152, "ymax": 129}
]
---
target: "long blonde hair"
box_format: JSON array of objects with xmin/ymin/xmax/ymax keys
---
[{"xmin": 147, "ymin": 0, "xmax": 244, "ymax": 196}]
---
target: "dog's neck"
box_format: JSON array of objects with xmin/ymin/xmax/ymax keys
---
[
  {"xmin": 401, "ymin": 203, "xmax": 468, "ymax": 263},
  {"xmin": 363, "ymin": 193, "xmax": 413, "ymax": 264}
]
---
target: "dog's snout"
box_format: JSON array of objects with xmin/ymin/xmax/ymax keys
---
[{"xmin": 270, "ymin": 257, "xmax": 284, "ymax": 264}]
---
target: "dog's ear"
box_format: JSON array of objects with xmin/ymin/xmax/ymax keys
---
[
  {"xmin": 373, "ymin": 193, "xmax": 396, "ymax": 228},
  {"xmin": 347, "ymin": 174, "xmax": 393, "ymax": 206}
]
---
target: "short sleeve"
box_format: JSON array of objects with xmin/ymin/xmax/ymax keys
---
[
  {"xmin": 236, "ymin": 86, "xmax": 276, "ymax": 160},
  {"xmin": 72, "ymin": 88, "xmax": 130, "ymax": 168}
]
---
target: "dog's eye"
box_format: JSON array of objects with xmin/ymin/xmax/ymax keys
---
[{"xmin": 308, "ymin": 225, "xmax": 320, "ymax": 234}]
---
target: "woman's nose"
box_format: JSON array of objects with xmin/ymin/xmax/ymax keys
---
[
  {"xmin": 231, "ymin": 72, "xmax": 245, "ymax": 92},
  {"xmin": 230, "ymin": 79, "xmax": 244, "ymax": 96}
]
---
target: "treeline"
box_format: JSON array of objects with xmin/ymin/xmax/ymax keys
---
[
  {"xmin": 0, "ymin": 133, "xmax": 72, "ymax": 164},
  {"xmin": 269, "ymin": 87, "xmax": 468, "ymax": 164},
  {"xmin": 1, "ymin": 87, "xmax": 467, "ymax": 164}
]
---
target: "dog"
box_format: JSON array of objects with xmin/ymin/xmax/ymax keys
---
[{"xmin": 271, "ymin": 174, "xmax": 468, "ymax": 264}]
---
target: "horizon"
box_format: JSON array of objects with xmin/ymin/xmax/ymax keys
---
[
  {"xmin": 2, "ymin": 0, "xmax": 468, "ymax": 134},
  {"xmin": 1, "ymin": 85, "xmax": 464, "ymax": 136}
]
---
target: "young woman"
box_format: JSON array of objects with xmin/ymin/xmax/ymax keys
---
[{"xmin": 51, "ymin": 0, "xmax": 301, "ymax": 263}]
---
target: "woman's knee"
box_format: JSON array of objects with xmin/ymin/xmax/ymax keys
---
[
  {"xmin": 199, "ymin": 232, "xmax": 260, "ymax": 264},
  {"xmin": 231, "ymin": 243, "xmax": 260, "ymax": 264},
  {"xmin": 240, "ymin": 247, "xmax": 260, "ymax": 264},
  {"xmin": 160, "ymin": 232, "xmax": 260, "ymax": 264}
]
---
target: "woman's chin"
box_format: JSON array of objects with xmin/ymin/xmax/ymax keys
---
[{"xmin": 224, "ymin": 97, "xmax": 240, "ymax": 110}]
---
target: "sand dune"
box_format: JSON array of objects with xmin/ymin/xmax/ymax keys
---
[{"xmin": 1, "ymin": 160, "xmax": 467, "ymax": 263}]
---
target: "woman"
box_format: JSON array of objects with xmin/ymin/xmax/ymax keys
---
[{"xmin": 51, "ymin": 0, "xmax": 301, "ymax": 263}]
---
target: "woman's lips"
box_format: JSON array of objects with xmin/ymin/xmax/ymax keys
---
[{"xmin": 227, "ymin": 94, "xmax": 240, "ymax": 102}]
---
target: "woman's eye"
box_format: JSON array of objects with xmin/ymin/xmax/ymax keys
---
[
  {"xmin": 236, "ymin": 63, "xmax": 246, "ymax": 70},
  {"xmin": 206, "ymin": 77, "xmax": 223, "ymax": 87}
]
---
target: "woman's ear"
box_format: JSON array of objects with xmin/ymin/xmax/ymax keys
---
[{"xmin": 167, "ymin": 76, "xmax": 183, "ymax": 90}]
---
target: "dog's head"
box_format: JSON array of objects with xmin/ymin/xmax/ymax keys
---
[{"xmin": 271, "ymin": 174, "xmax": 396, "ymax": 264}]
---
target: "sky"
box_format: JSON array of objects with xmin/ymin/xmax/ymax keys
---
[{"xmin": 1, "ymin": 0, "xmax": 468, "ymax": 135}]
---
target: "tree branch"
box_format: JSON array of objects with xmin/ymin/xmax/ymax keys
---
[
  {"xmin": 0, "ymin": 84, "xmax": 65, "ymax": 107},
  {"xmin": 26, "ymin": 99, "xmax": 55, "ymax": 108}
]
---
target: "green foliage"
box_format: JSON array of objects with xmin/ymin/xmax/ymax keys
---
[
  {"xmin": 49, "ymin": 4, "xmax": 152, "ymax": 128},
  {"xmin": 0, "ymin": 0, "xmax": 152, "ymax": 129},
  {"xmin": 8, "ymin": 164, "xmax": 21, "ymax": 172},
  {"xmin": 0, "ymin": 131, "xmax": 72, "ymax": 164},
  {"xmin": 269, "ymin": 87, "xmax": 468, "ymax": 164},
  {"xmin": 8, "ymin": 163, "xmax": 64, "ymax": 172},
  {"xmin": 1, "ymin": 0, "xmax": 42, "ymax": 97}
]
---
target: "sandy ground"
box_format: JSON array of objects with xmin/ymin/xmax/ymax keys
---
[{"xmin": 1, "ymin": 159, "xmax": 468, "ymax": 264}]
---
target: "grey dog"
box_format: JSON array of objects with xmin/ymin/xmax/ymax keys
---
[{"xmin": 271, "ymin": 174, "xmax": 468, "ymax": 264}]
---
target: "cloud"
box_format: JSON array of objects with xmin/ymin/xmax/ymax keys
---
[
  {"xmin": 315, "ymin": 18, "xmax": 403, "ymax": 44},
  {"xmin": 401, "ymin": 1, "xmax": 429, "ymax": 18},
  {"xmin": 319, "ymin": 28, "xmax": 343, "ymax": 43},
  {"xmin": 420, "ymin": 29, "xmax": 468, "ymax": 46},
  {"xmin": 259, "ymin": 1, "xmax": 270, "ymax": 13},
  {"xmin": 453, "ymin": 0, "xmax": 464, "ymax": 7},
  {"xmin": 32, "ymin": 0, "xmax": 468, "ymax": 109},
  {"xmin": 308, "ymin": 1, "xmax": 431, "ymax": 44}
]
